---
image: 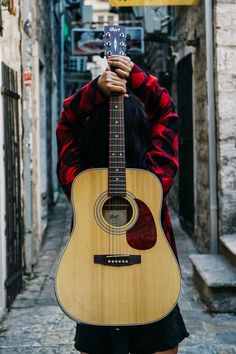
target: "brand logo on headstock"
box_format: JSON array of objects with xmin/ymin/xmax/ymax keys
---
[{"xmin": 110, "ymin": 27, "xmax": 121, "ymax": 32}]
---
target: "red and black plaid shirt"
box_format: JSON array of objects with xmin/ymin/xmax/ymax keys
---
[{"xmin": 56, "ymin": 64, "xmax": 179, "ymax": 258}]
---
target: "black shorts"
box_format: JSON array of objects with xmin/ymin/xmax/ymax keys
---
[{"xmin": 74, "ymin": 304, "xmax": 189, "ymax": 354}]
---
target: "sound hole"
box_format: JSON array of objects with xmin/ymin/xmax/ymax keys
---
[{"xmin": 102, "ymin": 197, "xmax": 133, "ymax": 227}]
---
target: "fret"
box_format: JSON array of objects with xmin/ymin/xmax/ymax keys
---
[
  {"xmin": 109, "ymin": 155, "xmax": 125, "ymax": 157},
  {"xmin": 109, "ymin": 188, "xmax": 126, "ymax": 190},
  {"xmin": 109, "ymin": 148, "xmax": 126, "ymax": 150},
  {"xmin": 109, "ymin": 178, "xmax": 126, "ymax": 180},
  {"xmin": 109, "ymin": 188, "xmax": 126, "ymax": 191},
  {"xmin": 109, "ymin": 170, "xmax": 126, "ymax": 174},
  {"xmin": 109, "ymin": 174, "xmax": 126, "ymax": 176},
  {"xmin": 109, "ymin": 186, "xmax": 126, "ymax": 188},
  {"xmin": 109, "ymin": 177, "xmax": 126, "ymax": 180},
  {"xmin": 109, "ymin": 136, "xmax": 125, "ymax": 139},
  {"xmin": 109, "ymin": 180, "xmax": 126, "ymax": 182},
  {"xmin": 109, "ymin": 162, "xmax": 126, "ymax": 165},
  {"xmin": 110, "ymin": 109, "xmax": 124, "ymax": 112}
]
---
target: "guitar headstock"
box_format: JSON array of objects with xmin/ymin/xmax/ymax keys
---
[{"xmin": 103, "ymin": 25, "xmax": 127, "ymax": 58}]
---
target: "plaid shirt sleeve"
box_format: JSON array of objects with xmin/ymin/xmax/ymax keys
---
[
  {"xmin": 56, "ymin": 77, "xmax": 105, "ymax": 200},
  {"xmin": 127, "ymin": 64, "xmax": 179, "ymax": 199}
]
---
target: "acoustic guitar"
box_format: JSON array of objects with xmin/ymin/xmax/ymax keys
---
[{"xmin": 55, "ymin": 25, "xmax": 181, "ymax": 326}]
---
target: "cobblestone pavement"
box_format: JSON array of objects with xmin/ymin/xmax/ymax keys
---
[{"xmin": 0, "ymin": 194, "xmax": 236, "ymax": 354}]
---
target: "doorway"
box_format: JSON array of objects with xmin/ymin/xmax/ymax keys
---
[{"xmin": 177, "ymin": 54, "xmax": 194, "ymax": 234}]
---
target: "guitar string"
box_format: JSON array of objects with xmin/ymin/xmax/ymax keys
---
[
  {"xmin": 115, "ymin": 95, "xmax": 118, "ymax": 255},
  {"xmin": 118, "ymin": 94, "xmax": 121, "ymax": 255},
  {"xmin": 119, "ymin": 95, "xmax": 123, "ymax": 253},
  {"xmin": 120, "ymin": 94, "xmax": 124, "ymax": 255},
  {"xmin": 109, "ymin": 94, "xmax": 112, "ymax": 256},
  {"xmin": 112, "ymin": 95, "xmax": 117, "ymax": 254}
]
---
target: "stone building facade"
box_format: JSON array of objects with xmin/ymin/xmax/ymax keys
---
[
  {"xmin": 171, "ymin": 0, "xmax": 236, "ymax": 252},
  {"xmin": 0, "ymin": 0, "xmax": 23, "ymax": 318},
  {"xmin": 214, "ymin": 1, "xmax": 236, "ymax": 237},
  {"xmin": 0, "ymin": 0, "xmax": 61, "ymax": 317},
  {"xmin": 172, "ymin": 2, "xmax": 210, "ymax": 251},
  {"xmin": 139, "ymin": 1, "xmax": 235, "ymax": 254}
]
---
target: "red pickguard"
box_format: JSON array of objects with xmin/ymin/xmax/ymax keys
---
[{"xmin": 126, "ymin": 199, "xmax": 157, "ymax": 250}]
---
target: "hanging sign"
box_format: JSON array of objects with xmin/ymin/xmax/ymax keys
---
[
  {"xmin": 108, "ymin": 0, "xmax": 199, "ymax": 6},
  {"xmin": 23, "ymin": 71, "xmax": 32, "ymax": 87}
]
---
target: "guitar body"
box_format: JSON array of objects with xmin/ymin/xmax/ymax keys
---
[{"xmin": 55, "ymin": 168, "xmax": 181, "ymax": 326}]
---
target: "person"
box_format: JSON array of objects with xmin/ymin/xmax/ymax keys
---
[{"xmin": 56, "ymin": 55, "xmax": 189, "ymax": 354}]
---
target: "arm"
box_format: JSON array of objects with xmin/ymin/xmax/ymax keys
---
[
  {"xmin": 124, "ymin": 62, "xmax": 179, "ymax": 198},
  {"xmin": 143, "ymin": 89, "xmax": 179, "ymax": 199},
  {"xmin": 127, "ymin": 63, "xmax": 165, "ymax": 120},
  {"xmin": 56, "ymin": 77, "xmax": 105, "ymax": 201},
  {"xmin": 56, "ymin": 72, "xmax": 127, "ymax": 201}
]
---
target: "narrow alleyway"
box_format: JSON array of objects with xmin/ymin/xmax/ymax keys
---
[{"xmin": 0, "ymin": 195, "xmax": 235, "ymax": 354}]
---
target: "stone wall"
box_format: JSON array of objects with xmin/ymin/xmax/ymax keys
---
[
  {"xmin": 31, "ymin": 0, "xmax": 60, "ymax": 241},
  {"xmin": 214, "ymin": 1, "xmax": 236, "ymax": 235},
  {"xmin": 173, "ymin": 2, "xmax": 210, "ymax": 251},
  {"xmin": 0, "ymin": 0, "xmax": 22, "ymax": 317}
]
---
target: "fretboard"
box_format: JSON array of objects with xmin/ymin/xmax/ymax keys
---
[{"xmin": 108, "ymin": 94, "xmax": 126, "ymax": 197}]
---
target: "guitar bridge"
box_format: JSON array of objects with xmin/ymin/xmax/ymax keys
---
[{"xmin": 94, "ymin": 254, "xmax": 141, "ymax": 266}]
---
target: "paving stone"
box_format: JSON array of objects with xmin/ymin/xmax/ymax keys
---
[
  {"xmin": 221, "ymin": 234, "xmax": 236, "ymax": 269},
  {"xmin": 190, "ymin": 254, "xmax": 236, "ymax": 287},
  {"xmin": 190, "ymin": 254, "xmax": 236, "ymax": 312}
]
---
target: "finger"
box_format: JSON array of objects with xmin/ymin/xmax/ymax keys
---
[
  {"xmin": 107, "ymin": 57, "xmax": 131, "ymax": 67},
  {"xmin": 107, "ymin": 80, "xmax": 126, "ymax": 91},
  {"xmin": 108, "ymin": 55, "xmax": 132, "ymax": 66},
  {"xmin": 107, "ymin": 84, "xmax": 127, "ymax": 94},
  {"xmin": 104, "ymin": 71, "xmax": 122, "ymax": 80},
  {"xmin": 105, "ymin": 73, "xmax": 126, "ymax": 85},
  {"xmin": 107, "ymin": 60, "xmax": 131, "ymax": 74},
  {"xmin": 109, "ymin": 54, "xmax": 131, "ymax": 62},
  {"xmin": 114, "ymin": 68, "xmax": 129, "ymax": 79}
]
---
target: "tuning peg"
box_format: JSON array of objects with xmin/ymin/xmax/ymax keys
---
[
  {"xmin": 99, "ymin": 43, "xmax": 105, "ymax": 49},
  {"xmin": 98, "ymin": 33, "xmax": 104, "ymax": 40},
  {"xmin": 126, "ymin": 34, "xmax": 131, "ymax": 41},
  {"xmin": 126, "ymin": 43, "xmax": 131, "ymax": 50},
  {"xmin": 100, "ymin": 52, "xmax": 105, "ymax": 58}
]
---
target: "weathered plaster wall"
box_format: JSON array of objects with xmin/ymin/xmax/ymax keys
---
[{"xmin": 215, "ymin": 1, "xmax": 236, "ymax": 235}]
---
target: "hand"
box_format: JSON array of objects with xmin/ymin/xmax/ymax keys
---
[
  {"xmin": 107, "ymin": 55, "xmax": 134, "ymax": 79},
  {"xmin": 98, "ymin": 69, "xmax": 127, "ymax": 97}
]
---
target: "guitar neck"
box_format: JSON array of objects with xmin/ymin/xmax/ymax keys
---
[{"xmin": 108, "ymin": 94, "xmax": 126, "ymax": 197}]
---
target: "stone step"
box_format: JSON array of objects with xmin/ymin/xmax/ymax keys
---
[
  {"xmin": 220, "ymin": 234, "xmax": 236, "ymax": 269},
  {"xmin": 190, "ymin": 254, "xmax": 236, "ymax": 313}
]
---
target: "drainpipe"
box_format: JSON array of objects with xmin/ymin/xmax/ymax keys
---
[
  {"xmin": 22, "ymin": 0, "xmax": 34, "ymax": 271},
  {"xmin": 205, "ymin": 0, "xmax": 218, "ymax": 254},
  {"xmin": 60, "ymin": 0, "xmax": 65, "ymax": 107}
]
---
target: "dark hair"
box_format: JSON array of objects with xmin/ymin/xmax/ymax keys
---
[{"xmin": 78, "ymin": 93, "xmax": 148, "ymax": 169}]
